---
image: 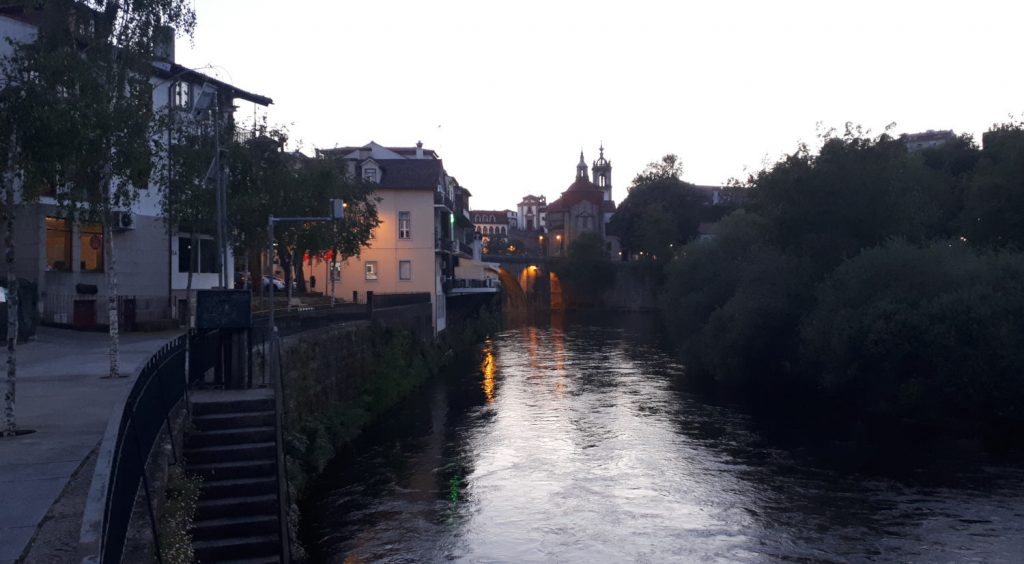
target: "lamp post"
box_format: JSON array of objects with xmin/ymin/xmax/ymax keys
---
[
  {"xmin": 538, "ymin": 234, "xmax": 545, "ymax": 257},
  {"xmin": 267, "ymin": 199, "xmax": 346, "ymax": 354}
]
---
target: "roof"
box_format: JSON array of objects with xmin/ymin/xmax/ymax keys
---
[
  {"xmin": 547, "ymin": 176, "xmax": 605, "ymax": 212},
  {"xmin": 372, "ymin": 159, "xmax": 444, "ymax": 190},
  {"xmin": 152, "ymin": 62, "xmax": 272, "ymax": 106},
  {"xmin": 471, "ymin": 210, "xmax": 511, "ymax": 224},
  {"xmin": 319, "ymin": 143, "xmax": 441, "ymax": 160}
]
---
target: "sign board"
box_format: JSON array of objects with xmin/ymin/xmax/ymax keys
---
[{"xmin": 196, "ymin": 289, "xmax": 252, "ymax": 329}]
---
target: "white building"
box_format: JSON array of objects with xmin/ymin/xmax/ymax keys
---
[{"xmin": 1, "ymin": 3, "xmax": 271, "ymax": 328}]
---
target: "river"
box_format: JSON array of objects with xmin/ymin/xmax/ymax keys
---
[{"xmin": 305, "ymin": 314, "xmax": 1024, "ymax": 563}]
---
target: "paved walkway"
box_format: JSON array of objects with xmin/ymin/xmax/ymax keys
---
[{"xmin": 0, "ymin": 327, "xmax": 181, "ymax": 564}]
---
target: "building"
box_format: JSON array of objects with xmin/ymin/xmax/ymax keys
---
[
  {"xmin": 314, "ymin": 141, "xmax": 487, "ymax": 334},
  {"xmin": 544, "ymin": 148, "xmax": 617, "ymax": 256},
  {"xmin": 472, "ymin": 210, "xmax": 515, "ymax": 238},
  {"xmin": 902, "ymin": 130, "xmax": 955, "ymax": 152},
  {"xmin": 516, "ymin": 195, "xmax": 547, "ymax": 231},
  {"xmin": 1, "ymin": 3, "xmax": 271, "ymax": 329}
]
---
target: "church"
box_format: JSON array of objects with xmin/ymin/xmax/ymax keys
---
[{"xmin": 544, "ymin": 145, "xmax": 618, "ymax": 257}]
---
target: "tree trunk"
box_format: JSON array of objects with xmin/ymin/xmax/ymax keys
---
[
  {"xmin": 3, "ymin": 184, "xmax": 17, "ymax": 436},
  {"xmin": 294, "ymin": 255, "xmax": 306, "ymax": 294},
  {"xmin": 105, "ymin": 214, "xmax": 121, "ymax": 378}
]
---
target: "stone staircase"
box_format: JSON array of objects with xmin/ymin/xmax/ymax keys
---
[{"xmin": 186, "ymin": 389, "xmax": 284, "ymax": 563}]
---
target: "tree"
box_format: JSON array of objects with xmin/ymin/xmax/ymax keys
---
[
  {"xmin": 609, "ymin": 154, "xmax": 705, "ymax": 261},
  {"xmin": 1, "ymin": 0, "xmax": 195, "ymax": 433},
  {"xmin": 959, "ymin": 123, "xmax": 1024, "ymax": 248},
  {"xmin": 553, "ymin": 231, "xmax": 615, "ymax": 306},
  {"xmin": 226, "ymin": 128, "xmax": 380, "ymax": 296},
  {"xmin": 631, "ymin": 153, "xmax": 684, "ymax": 187},
  {"xmin": 155, "ymin": 102, "xmax": 218, "ymax": 325},
  {"xmin": 2, "ymin": 0, "xmax": 195, "ymax": 382}
]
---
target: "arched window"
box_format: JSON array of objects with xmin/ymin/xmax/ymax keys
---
[{"xmin": 599, "ymin": 175, "xmax": 606, "ymax": 187}]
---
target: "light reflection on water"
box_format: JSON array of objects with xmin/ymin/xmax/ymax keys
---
[{"xmin": 310, "ymin": 319, "xmax": 1024, "ymax": 563}]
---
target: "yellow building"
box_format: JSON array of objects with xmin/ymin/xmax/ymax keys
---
[{"xmin": 313, "ymin": 142, "xmax": 479, "ymax": 333}]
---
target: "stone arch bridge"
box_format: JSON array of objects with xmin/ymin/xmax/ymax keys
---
[{"xmin": 482, "ymin": 255, "xmax": 562, "ymax": 311}]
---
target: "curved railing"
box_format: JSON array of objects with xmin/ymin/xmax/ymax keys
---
[{"xmin": 79, "ymin": 330, "xmax": 220, "ymax": 564}]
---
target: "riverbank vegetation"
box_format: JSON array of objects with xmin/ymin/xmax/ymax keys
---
[{"xmin": 654, "ymin": 122, "xmax": 1024, "ymax": 446}]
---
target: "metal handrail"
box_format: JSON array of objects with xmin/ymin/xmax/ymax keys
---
[{"xmin": 79, "ymin": 329, "xmax": 220, "ymax": 564}]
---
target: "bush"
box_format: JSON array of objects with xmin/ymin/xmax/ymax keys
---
[{"xmin": 801, "ymin": 241, "xmax": 1024, "ymax": 423}]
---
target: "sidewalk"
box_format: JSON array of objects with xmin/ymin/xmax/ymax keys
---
[{"xmin": 0, "ymin": 326, "xmax": 182, "ymax": 564}]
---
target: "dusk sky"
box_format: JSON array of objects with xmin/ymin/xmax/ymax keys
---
[{"xmin": 178, "ymin": 0, "xmax": 1024, "ymax": 211}]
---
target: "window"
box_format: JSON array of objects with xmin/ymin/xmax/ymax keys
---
[
  {"xmin": 177, "ymin": 237, "xmax": 218, "ymax": 274},
  {"xmin": 399, "ymin": 260, "xmax": 412, "ymax": 280},
  {"xmin": 364, "ymin": 261, "xmax": 378, "ymax": 280},
  {"xmin": 173, "ymin": 81, "xmax": 192, "ymax": 109},
  {"xmin": 599, "ymin": 175, "xmax": 606, "ymax": 187},
  {"xmin": 46, "ymin": 217, "xmax": 71, "ymax": 271},
  {"xmin": 398, "ymin": 211, "xmax": 411, "ymax": 239},
  {"xmin": 363, "ymin": 167, "xmax": 377, "ymax": 182},
  {"xmin": 79, "ymin": 223, "xmax": 104, "ymax": 272}
]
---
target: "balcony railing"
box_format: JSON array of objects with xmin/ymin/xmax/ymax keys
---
[
  {"xmin": 448, "ymin": 278, "xmax": 500, "ymax": 291},
  {"xmin": 434, "ymin": 190, "xmax": 454, "ymax": 210}
]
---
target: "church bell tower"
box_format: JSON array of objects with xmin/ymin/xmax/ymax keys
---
[{"xmin": 592, "ymin": 143, "xmax": 612, "ymax": 202}]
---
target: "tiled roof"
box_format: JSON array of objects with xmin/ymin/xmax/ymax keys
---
[{"xmin": 375, "ymin": 159, "xmax": 444, "ymax": 190}]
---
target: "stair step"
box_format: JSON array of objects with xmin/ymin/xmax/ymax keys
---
[
  {"xmin": 192, "ymin": 459, "xmax": 276, "ymax": 481},
  {"xmin": 193, "ymin": 514, "xmax": 279, "ymax": 542},
  {"xmin": 185, "ymin": 442, "xmax": 277, "ymax": 465},
  {"xmin": 188, "ymin": 426, "xmax": 276, "ymax": 448},
  {"xmin": 192, "ymin": 534, "xmax": 280, "ymax": 562},
  {"xmin": 202, "ymin": 477, "xmax": 278, "ymax": 499},
  {"xmin": 192, "ymin": 397, "xmax": 275, "ymax": 416},
  {"xmin": 198, "ymin": 494, "xmax": 278, "ymax": 521},
  {"xmin": 193, "ymin": 411, "xmax": 276, "ymax": 431}
]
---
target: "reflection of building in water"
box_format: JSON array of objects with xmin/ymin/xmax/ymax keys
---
[{"xmin": 481, "ymin": 340, "xmax": 496, "ymax": 403}]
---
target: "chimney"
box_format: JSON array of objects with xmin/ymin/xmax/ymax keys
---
[
  {"xmin": 416, "ymin": 140, "xmax": 423, "ymax": 159},
  {"xmin": 153, "ymin": 25, "xmax": 175, "ymax": 63}
]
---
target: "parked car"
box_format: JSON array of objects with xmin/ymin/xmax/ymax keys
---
[{"xmin": 262, "ymin": 275, "xmax": 286, "ymax": 291}]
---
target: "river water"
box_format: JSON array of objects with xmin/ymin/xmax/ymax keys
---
[{"xmin": 306, "ymin": 315, "xmax": 1024, "ymax": 563}]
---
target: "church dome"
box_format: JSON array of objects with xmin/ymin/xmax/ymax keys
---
[{"xmin": 566, "ymin": 177, "xmax": 601, "ymax": 192}]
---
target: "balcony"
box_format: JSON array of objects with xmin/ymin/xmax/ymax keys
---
[{"xmin": 433, "ymin": 190, "xmax": 454, "ymax": 211}]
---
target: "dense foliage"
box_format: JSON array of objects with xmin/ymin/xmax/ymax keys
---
[
  {"xmin": 661, "ymin": 123, "xmax": 1024, "ymax": 436},
  {"xmin": 610, "ymin": 154, "xmax": 731, "ymax": 261}
]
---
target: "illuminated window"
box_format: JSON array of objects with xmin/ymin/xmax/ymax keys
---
[
  {"xmin": 79, "ymin": 223, "xmax": 104, "ymax": 272},
  {"xmin": 398, "ymin": 211, "xmax": 411, "ymax": 239},
  {"xmin": 399, "ymin": 260, "xmax": 412, "ymax": 280},
  {"xmin": 364, "ymin": 261, "xmax": 378, "ymax": 280},
  {"xmin": 45, "ymin": 217, "xmax": 71, "ymax": 271}
]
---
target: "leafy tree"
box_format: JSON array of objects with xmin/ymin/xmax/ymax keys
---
[
  {"xmin": 155, "ymin": 104, "xmax": 218, "ymax": 324},
  {"xmin": 482, "ymin": 235, "xmax": 524, "ymax": 256},
  {"xmin": 802, "ymin": 241, "xmax": 1024, "ymax": 423},
  {"xmin": 553, "ymin": 232, "xmax": 615, "ymax": 306},
  {"xmin": 959, "ymin": 123, "xmax": 1024, "ymax": 248},
  {"xmin": 1, "ymin": 0, "xmax": 195, "ymax": 433},
  {"xmin": 631, "ymin": 153, "xmax": 684, "ymax": 186},
  {"xmin": 746, "ymin": 127, "xmax": 953, "ymax": 272},
  {"xmin": 608, "ymin": 174, "xmax": 706, "ymax": 261},
  {"xmin": 227, "ymin": 128, "xmax": 380, "ymax": 296}
]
